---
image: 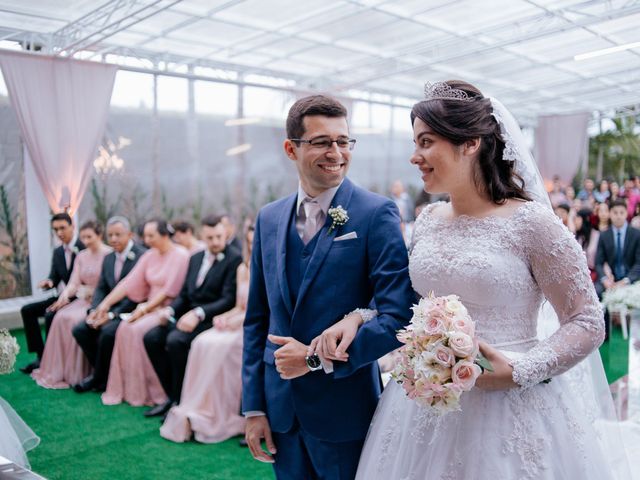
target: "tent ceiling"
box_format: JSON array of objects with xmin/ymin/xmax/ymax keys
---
[{"xmin": 0, "ymin": 0, "xmax": 639, "ymax": 124}]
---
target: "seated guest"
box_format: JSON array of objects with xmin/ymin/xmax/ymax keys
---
[
  {"xmin": 72, "ymin": 216, "xmax": 146, "ymax": 393},
  {"xmin": 143, "ymin": 215, "xmax": 242, "ymax": 417},
  {"xmin": 32, "ymin": 221, "xmax": 111, "ymax": 388},
  {"xmin": 96, "ymin": 219, "xmax": 189, "ymax": 407},
  {"xmin": 160, "ymin": 225, "xmax": 253, "ymax": 443},
  {"xmin": 553, "ymin": 203, "xmax": 574, "ymax": 232},
  {"xmin": 173, "ymin": 220, "xmax": 205, "ymax": 254},
  {"xmin": 574, "ymin": 208, "xmax": 599, "ymax": 280},
  {"xmin": 220, "ymin": 214, "xmax": 241, "ymax": 253},
  {"xmin": 595, "ymin": 199, "xmax": 640, "ymax": 295},
  {"xmin": 20, "ymin": 213, "xmax": 85, "ymax": 374}
]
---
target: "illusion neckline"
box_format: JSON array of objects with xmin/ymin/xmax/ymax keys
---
[{"xmin": 425, "ymin": 200, "xmax": 535, "ymax": 225}]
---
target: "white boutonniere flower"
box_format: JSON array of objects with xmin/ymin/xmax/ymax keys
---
[
  {"xmin": 328, "ymin": 205, "xmax": 349, "ymax": 233},
  {"xmin": 215, "ymin": 252, "xmax": 225, "ymax": 262},
  {"xmin": 71, "ymin": 245, "xmax": 80, "ymax": 255},
  {"xmin": 126, "ymin": 251, "xmax": 136, "ymax": 261}
]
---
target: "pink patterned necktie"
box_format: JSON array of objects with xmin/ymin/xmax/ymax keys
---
[
  {"xmin": 64, "ymin": 245, "xmax": 72, "ymax": 270},
  {"xmin": 114, "ymin": 255, "xmax": 124, "ymax": 281},
  {"xmin": 302, "ymin": 199, "xmax": 322, "ymax": 245}
]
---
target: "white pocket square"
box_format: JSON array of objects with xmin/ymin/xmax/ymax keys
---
[{"xmin": 334, "ymin": 232, "xmax": 358, "ymax": 242}]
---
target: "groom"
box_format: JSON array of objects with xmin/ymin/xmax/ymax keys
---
[{"xmin": 242, "ymin": 95, "xmax": 414, "ymax": 479}]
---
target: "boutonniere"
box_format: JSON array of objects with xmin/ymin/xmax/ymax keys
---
[
  {"xmin": 215, "ymin": 252, "xmax": 225, "ymax": 262},
  {"xmin": 71, "ymin": 246, "xmax": 80, "ymax": 255},
  {"xmin": 126, "ymin": 251, "xmax": 136, "ymax": 261},
  {"xmin": 328, "ymin": 205, "xmax": 349, "ymax": 233}
]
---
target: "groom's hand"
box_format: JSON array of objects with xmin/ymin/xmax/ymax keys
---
[
  {"xmin": 268, "ymin": 334, "xmax": 310, "ymax": 380},
  {"xmin": 246, "ymin": 416, "xmax": 277, "ymax": 463}
]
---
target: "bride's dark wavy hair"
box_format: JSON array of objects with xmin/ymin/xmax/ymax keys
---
[{"xmin": 411, "ymin": 80, "xmax": 531, "ymax": 204}]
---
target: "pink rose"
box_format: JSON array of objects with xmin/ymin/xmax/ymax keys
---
[
  {"xmin": 424, "ymin": 313, "xmax": 448, "ymax": 336},
  {"xmin": 451, "ymin": 315, "xmax": 475, "ymax": 336},
  {"xmin": 452, "ymin": 360, "xmax": 482, "ymax": 391},
  {"xmin": 447, "ymin": 332, "xmax": 475, "ymax": 357},
  {"xmin": 433, "ymin": 345, "xmax": 456, "ymax": 367}
]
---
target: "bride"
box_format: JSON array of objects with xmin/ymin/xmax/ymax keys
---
[
  {"xmin": 312, "ymin": 80, "xmax": 630, "ymax": 479},
  {"xmin": 0, "ymin": 330, "xmax": 39, "ymax": 469}
]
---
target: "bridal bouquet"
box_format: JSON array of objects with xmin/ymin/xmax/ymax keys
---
[
  {"xmin": 392, "ymin": 293, "xmax": 491, "ymax": 415},
  {"xmin": 0, "ymin": 329, "xmax": 20, "ymax": 375}
]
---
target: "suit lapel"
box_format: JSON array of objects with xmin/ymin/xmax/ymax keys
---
[
  {"xmin": 294, "ymin": 179, "xmax": 354, "ymax": 311},
  {"xmin": 277, "ymin": 194, "xmax": 297, "ymax": 316},
  {"xmin": 623, "ymin": 227, "xmax": 635, "ymax": 259}
]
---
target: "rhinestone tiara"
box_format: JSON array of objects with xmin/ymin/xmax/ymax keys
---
[{"xmin": 424, "ymin": 82, "xmax": 474, "ymax": 102}]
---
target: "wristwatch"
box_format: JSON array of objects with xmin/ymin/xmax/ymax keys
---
[{"xmin": 305, "ymin": 354, "xmax": 323, "ymax": 372}]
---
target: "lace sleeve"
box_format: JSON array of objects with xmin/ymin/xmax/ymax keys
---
[{"xmin": 511, "ymin": 203, "xmax": 605, "ymax": 388}]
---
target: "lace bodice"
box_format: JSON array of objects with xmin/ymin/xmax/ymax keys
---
[{"xmin": 409, "ymin": 201, "xmax": 604, "ymax": 388}]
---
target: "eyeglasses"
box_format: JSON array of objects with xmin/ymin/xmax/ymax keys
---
[{"xmin": 290, "ymin": 136, "xmax": 357, "ymax": 151}]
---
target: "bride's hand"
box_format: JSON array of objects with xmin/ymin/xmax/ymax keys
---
[
  {"xmin": 308, "ymin": 312, "xmax": 363, "ymax": 362},
  {"xmin": 474, "ymin": 341, "xmax": 518, "ymax": 390}
]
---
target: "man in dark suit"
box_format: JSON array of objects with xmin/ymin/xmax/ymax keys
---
[
  {"xmin": 143, "ymin": 214, "xmax": 242, "ymax": 417},
  {"xmin": 595, "ymin": 199, "xmax": 640, "ymax": 338},
  {"xmin": 20, "ymin": 212, "xmax": 85, "ymax": 373},
  {"xmin": 71, "ymin": 216, "xmax": 146, "ymax": 392},
  {"xmin": 595, "ymin": 199, "xmax": 640, "ymax": 294}
]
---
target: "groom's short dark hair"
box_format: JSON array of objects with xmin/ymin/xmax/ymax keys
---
[{"xmin": 286, "ymin": 95, "xmax": 347, "ymax": 140}]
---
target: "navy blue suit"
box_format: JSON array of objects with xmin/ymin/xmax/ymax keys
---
[{"xmin": 242, "ymin": 178, "xmax": 414, "ymax": 479}]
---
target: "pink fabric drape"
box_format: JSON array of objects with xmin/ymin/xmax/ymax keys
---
[
  {"xmin": 534, "ymin": 112, "xmax": 591, "ymax": 185},
  {"xmin": 0, "ymin": 51, "xmax": 117, "ymax": 214}
]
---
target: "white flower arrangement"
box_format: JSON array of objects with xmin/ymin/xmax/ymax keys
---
[
  {"xmin": 602, "ymin": 282, "xmax": 640, "ymax": 310},
  {"xmin": 328, "ymin": 205, "xmax": 349, "ymax": 233},
  {"xmin": 71, "ymin": 245, "xmax": 80, "ymax": 255},
  {"xmin": 215, "ymin": 252, "xmax": 225, "ymax": 262},
  {"xmin": 126, "ymin": 251, "xmax": 136, "ymax": 261},
  {"xmin": 0, "ymin": 329, "xmax": 20, "ymax": 375}
]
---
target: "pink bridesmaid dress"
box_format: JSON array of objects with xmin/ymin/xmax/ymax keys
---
[
  {"xmin": 160, "ymin": 269, "xmax": 248, "ymax": 443},
  {"xmin": 102, "ymin": 245, "xmax": 189, "ymax": 407},
  {"xmin": 32, "ymin": 246, "xmax": 111, "ymax": 388}
]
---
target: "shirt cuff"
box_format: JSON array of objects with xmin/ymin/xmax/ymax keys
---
[
  {"xmin": 243, "ymin": 411, "xmax": 266, "ymax": 418},
  {"xmin": 194, "ymin": 307, "xmax": 205, "ymax": 321},
  {"xmin": 320, "ymin": 355, "xmax": 334, "ymax": 374}
]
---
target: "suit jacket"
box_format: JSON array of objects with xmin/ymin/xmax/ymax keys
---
[
  {"xmin": 91, "ymin": 243, "xmax": 147, "ymax": 313},
  {"xmin": 48, "ymin": 238, "xmax": 86, "ymax": 288},
  {"xmin": 242, "ymin": 178, "xmax": 414, "ymax": 443},
  {"xmin": 595, "ymin": 226, "xmax": 640, "ymax": 285},
  {"xmin": 170, "ymin": 247, "xmax": 242, "ymax": 322}
]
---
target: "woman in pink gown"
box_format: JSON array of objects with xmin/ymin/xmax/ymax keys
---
[
  {"xmin": 32, "ymin": 221, "xmax": 111, "ymax": 388},
  {"xmin": 96, "ymin": 219, "xmax": 189, "ymax": 407},
  {"xmin": 160, "ymin": 226, "xmax": 254, "ymax": 443}
]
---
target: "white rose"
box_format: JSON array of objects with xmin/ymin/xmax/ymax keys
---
[
  {"xmin": 444, "ymin": 296, "xmax": 467, "ymax": 316},
  {"xmin": 447, "ymin": 331, "xmax": 475, "ymax": 358}
]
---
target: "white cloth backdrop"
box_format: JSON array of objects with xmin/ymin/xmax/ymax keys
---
[
  {"xmin": 0, "ymin": 51, "xmax": 117, "ymax": 214},
  {"xmin": 534, "ymin": 112, "xmax": 591, "ymax": 185}
]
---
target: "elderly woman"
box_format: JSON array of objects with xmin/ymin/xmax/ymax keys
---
[{"xmin": 96, "ymin": 219, "xmax": 189, "ymax": 407}]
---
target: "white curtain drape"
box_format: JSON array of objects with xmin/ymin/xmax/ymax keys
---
[
  {"xmin": 534, "ymin": 112, "xmax": 591, "ymax": 185},
  {"xmin": 0, "ymin": 51, "xmax": 117, "ymax": 214}
]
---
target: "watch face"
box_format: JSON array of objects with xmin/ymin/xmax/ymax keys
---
[{"xmin": 306, "ymin": 354, "xmax": 322, "ymax": 370}]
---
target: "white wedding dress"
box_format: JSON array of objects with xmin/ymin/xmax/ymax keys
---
[
  {"xmin": 356, "ymin": 201, "xmax": 626, "ymax": 480},
  {"xmin": 0, "ymin": 396, "xmax": 39, "ymax": 469}
]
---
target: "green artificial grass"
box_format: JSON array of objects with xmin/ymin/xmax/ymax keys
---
[
  {"xmin": 0, "ymin": 326, "xmax": 630, "ymax": 479},
  {"xmin": 0, "ymin": 329, "xmax": 274, "ymax": 480},
  {"xmin": 599, "ymin": 324, "xmax": 630, "ymax": 384}
]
